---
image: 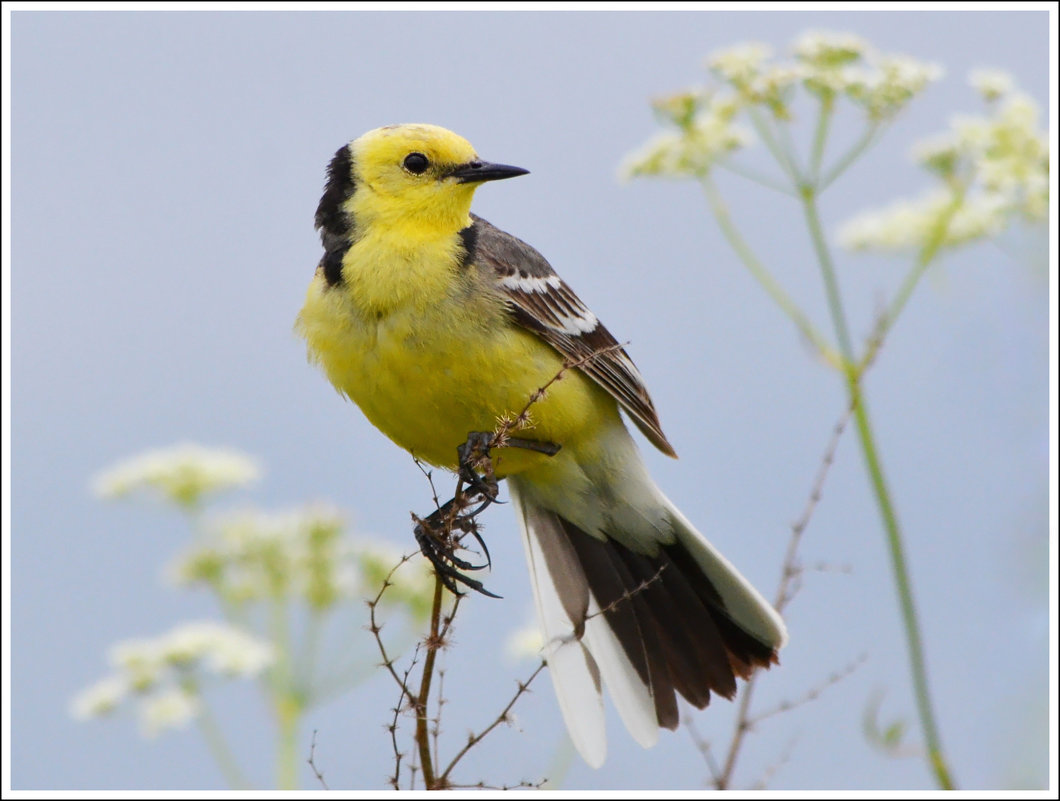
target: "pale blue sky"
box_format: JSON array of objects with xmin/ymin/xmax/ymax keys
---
[{"xmin": 7, "ymin": 7, "xmax": 1053, "ymax": 792}]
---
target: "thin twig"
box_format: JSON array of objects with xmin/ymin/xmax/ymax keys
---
[
  {"xmin": 447, "ymin": 779, "xmax": 549, "ymax": 790},
  {"xmin": 489, "ymin": 342, "xmax": 630, "ymax": 454},
  {"xmin": 684, "ymin": 711, "xmax": 724, "ymax": 786},
  {"xmin": 776, "ymin": 403, "xmax": 854, "ymax": 610},
  {"xmin": 750, "ymin": 735, "xmax": 798, "ymax": 790},
  {"xmin": 367, "ymin": 553, "xmax": 421, "ymax": 696},
  {"xmin": 746, "ymin": 654, "xmax": 868, "ymax": 728},
  {"xmin": 414, "ymin": 577, "xmax": 446, "ymax": 788},
  {"xmin": 707, "ymin": 405, "xmax": 853, "ymax": 789},
  {"xmin": 307, "ymin": 729, "xmax": 330, "ymax": 790},
  {"xmin": 439, "ymin": 661, "xmax": 547, "ymax": 784},
  {"xmin": 387, "ymin": 642, "xmax": 422, "ymax": 789}
]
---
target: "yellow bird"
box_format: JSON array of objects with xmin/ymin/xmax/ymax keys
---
[{"xmin": 296, "ymin": 123, "xmax": 787, "ymax": 767}]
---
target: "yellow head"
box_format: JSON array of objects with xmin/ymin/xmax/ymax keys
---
[{"xmin": 337, "ymin": 123, "xmax": 528, "ymax": 233}]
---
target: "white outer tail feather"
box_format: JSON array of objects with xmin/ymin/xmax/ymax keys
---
[{"xmin": 510, "ymin": 480, "xmax": 787, "ymax": 768}]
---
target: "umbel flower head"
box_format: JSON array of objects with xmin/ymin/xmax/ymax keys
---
[
  {"xmin": 91, "ymin": 443, "xmax": 260, "ymax": 509},
  {"xmin": 622, "ymin": 30, "xmax": 942, "ymax": 181},
  {"xmin": 167, "ymin": 505, "xmax": 434, "ymax": 616},
  {"xmin": 838, "ymin": 69, "xmax": 1049, "ymax": 252},
  {"xmin": 70, "ymin": 620, "xmax": 275, "ymax": 737}
]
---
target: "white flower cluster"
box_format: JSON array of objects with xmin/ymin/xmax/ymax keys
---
[
  {"xmin": 70, "ymin": 621, "xmax": 274, "ymax": 737},
  {"xmin": 623, "ymin": 31, "xmax": 943, "ymax": 180},
  {"xmin": 504, "ymin": 621, "xmax": 545, "ymax": 662},
  {"xmin": 91, "ymin": 443, "xmax": 260, "ymax": 508},
  {"xmin": 793, "ymin": 31, "xmax": 942, "ymax": 119},
  {"xmin": 168, "ymin": 505, "xmax": 434, "ymax": 616},
  {"xmin": 620, "ymin": 90, "xmax": 751, "ymax": 179},
  {"xmin": 839, "ymin": 70, "xmax": 1049, "ymax": 252}
]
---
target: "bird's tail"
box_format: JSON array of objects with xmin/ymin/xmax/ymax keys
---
[{"xmin": 509, "ymin": 477, "xmax": 787, "ymax": 768}]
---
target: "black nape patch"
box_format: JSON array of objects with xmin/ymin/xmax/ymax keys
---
[
  {"xmin": 315, "ymin": 145, "xmax": 357, "ymax": 286},
  {"xmin": 457, "ymin": 221, "xmax": 480, "ymax": 269}
]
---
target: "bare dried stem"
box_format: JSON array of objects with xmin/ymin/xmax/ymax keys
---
[
  {"xmin": 707, "ymin": 404, "xmax": 853, "ymax": 789},
  {"xmin": 367, "ymin": 553, "xmax": 421, "ymax": 696},
  {"xmin": 414, "ymin": 576, "xmax": 446, "ymax": 788},
  {"xmin": 439, "ymin": 660, "xmax": 546, "ymax": 784},
  {"xmin": 307, "ymin": 729, "xmax": 329, "ymax": 790}
]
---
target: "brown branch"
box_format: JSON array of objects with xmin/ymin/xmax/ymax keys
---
[
  {"xmin": 684, "ymin": 711, "xmax": 724, "ymax": 786},
  {"xmin": 307, "ymin": 729, "xmax": 330, "ymax": 790},
  {"xmin": 586, "ymin": 565, "xmax": 667, "ymax": 622},
  {"xmin": 367, "ymin": 553, "xmax": 421, "ymax": 696},
  {"xmin": 389, "ymin": 343, "xmax": 626, "ymax": 788},
  {"xmin": 414, "ymin": 576, "xmax": 446, "ymax": 788},
  {"xmin": 387, "ymin": 643, "xmax": 422, "ymax": 789},
  {"xmin": 776, "ymin": 402, "xmax": 854, "ymax": 612},
  {"xmin": 745, "ymin": 653, "xmax": 868, "ymax": 729},
  {"xmin": 750, "ymin": 735, "xmax": 797, "ymax": 790},
  {"xmin": 705, "ymin": 403, "xmax": 854, "ymax": 789},
  {"xmin": 439, "ymin": 660, "xmax": 547, "ymax": 785},
  {"xmin": 489, "ymin": 342, "xmax": 629, "ymax": 454}
]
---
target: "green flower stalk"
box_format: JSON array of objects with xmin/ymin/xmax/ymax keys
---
[{"xmin": 624, "ymin": 30, "xmax": 1045, "ymax": 790}]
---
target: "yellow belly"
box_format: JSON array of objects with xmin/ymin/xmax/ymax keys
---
[{"xmin": 296, "ymin": 273, "xmax": 611, "ymax": 477}]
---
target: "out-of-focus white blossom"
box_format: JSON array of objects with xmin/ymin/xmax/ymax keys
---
[
  {"xmin": 168, "ymin": 504, "xmax": 434, "ymax": 618},
  {"xmin": 164, "ymin": 621, "xmax": 275, "ymax": 677},
  {"xmin": 108, "ymin": 637, "xmax": 169, "ymax": 692},
  {"xmin": 969, "ymin": 69, "xmax": 1013, "ymax": 101},
  {"xmin": 793, "ymin": 30, "xmax": 868, "ymax": 68},
  {"xmin": 109, "ymin": 621, "xmax": 275, "ymax": 680},
  {"xmin": 841, "ymin": 55, "xmax": 943, "ymax": 119},
  {"xmin": 707, "ymin": 42, "xmax": 772, "ymax": 87},
  {"xmin": 504, "ymin": 622, "xmax": 545, "ymax": 662},
  {"xmin": 625, "ymin": 30, "xmax": 944, "ymax": 182},
  {"xmin": 838, "ymin": 189, "xmax": 1008, "ymax": 251},
  {"xmin": 168, "ymin": 505, "xmax": 348, "ymax": 608},
  {"xmin": 911, "ymin": 134, "xmax": 962, "ymax": 177},
  {"xmin": 840, "ymin": 71, "xmax": 1049, "ymax": 253},
  {"xmin": 621, "ymin": 93, "xmax": 752, "ymax": 179},
  {"xmin": 138, "ymin": 686, "xmax": 201, "ymax": 738},
  {"xmin": 69, "ymin": 675, "xmax": 129, "ymax": 720},
  {"xmin": 92, "ymin": 444, "xmax": 260, "ymax": 508},
  {"xmin": 73, "ymin": 620, "xmax": 274, "ymax": 736}
]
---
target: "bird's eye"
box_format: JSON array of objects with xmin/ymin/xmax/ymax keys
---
[{"xmin": 403, "ymin": 153, "xmax": 430, "ymax": 174}]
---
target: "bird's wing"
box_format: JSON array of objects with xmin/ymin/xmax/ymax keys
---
[{"xmin": 467, "ymin": 215, "xmax": 677, "ymax": 458}]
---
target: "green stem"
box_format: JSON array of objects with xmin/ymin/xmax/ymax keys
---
[
  {"xmin": 700, "ymin": 176, "xmax": 840, "ymax": 367},
  {"xmin": 820, "ymin": 121, "xmax": 883, "ymax": 191},
  {"xmin": 857, "ymin": 191, "xmax": 965, "ymax": 377},
  {"xmin": 801, "ymin": 189, "xmax": 956, "ymax": 790},
  {"xmin": 809, "ymin": 96, "xmax": 834, "ymax": 182},
  {"xmin": 275, "ymin": 692, "xmax": 300, "ymax": 791},
  {"xmin": 849, "ymin": 393, "xmax": 954, "ymax": 789},
  {"xmin": 747, "ymin": 106, "xmax": 803, "ymax": 185},
  {"xmin": 268, "ymin": 601, "xmax": 301, "ymax": 790},
  {"xmin": 196, "ymin": 697, "xmax": 251, "ymax": 789},
  {"xmin": 800, "ymin": 189, "xmax": 856, "ymax": 358},
  {"xmin": 716, "ymin": 158, "xmax": 795, "ymax": 195},
  {"xmin": 299, "ymin": 609, "xmax": 324, "ymax": 706}
]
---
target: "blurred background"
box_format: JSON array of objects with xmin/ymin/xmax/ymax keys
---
[{"xmin": 7, "ymin": 7, "xmax": 1053, "ymax": 791}]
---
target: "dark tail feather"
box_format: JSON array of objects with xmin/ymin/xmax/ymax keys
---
[{"xmin": 559, "ymin": 516, "xmax": 780, "ymax": 724}]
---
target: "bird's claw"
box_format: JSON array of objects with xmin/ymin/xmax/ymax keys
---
[{"xmin": 410, "ymin": 431, "xmax": 562, "ymax": 598}]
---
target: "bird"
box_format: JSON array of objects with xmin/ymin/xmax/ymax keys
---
[{"xmin": 295, "ymin": 123, "xmax": 787, "ymax": 768}]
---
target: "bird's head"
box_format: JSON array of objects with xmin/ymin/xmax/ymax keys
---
[{"xmin": 332, "ymin": 123, "xmax": 528, "ymax": 234}]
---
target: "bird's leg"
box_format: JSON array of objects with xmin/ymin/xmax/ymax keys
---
[
  {"xmin": 413, "ymin": 497, "xmax": 501, "ymax": 598},
  {"xmin": 456, "ymin": 431, "xmax": 500, "ymax": 508},
  {"xmin": 412, "ymin": 431, "xmax": 562, "ymax": 598}
]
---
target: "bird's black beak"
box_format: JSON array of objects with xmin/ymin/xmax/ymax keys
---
[{"xmin": 449, "ymin": 160, "xmax": 529, "ymax": 184}]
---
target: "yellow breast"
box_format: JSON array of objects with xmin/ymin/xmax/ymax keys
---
[{"xmin": 295, "ymin": 243, "xmax": 610, "ymax": 477}]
